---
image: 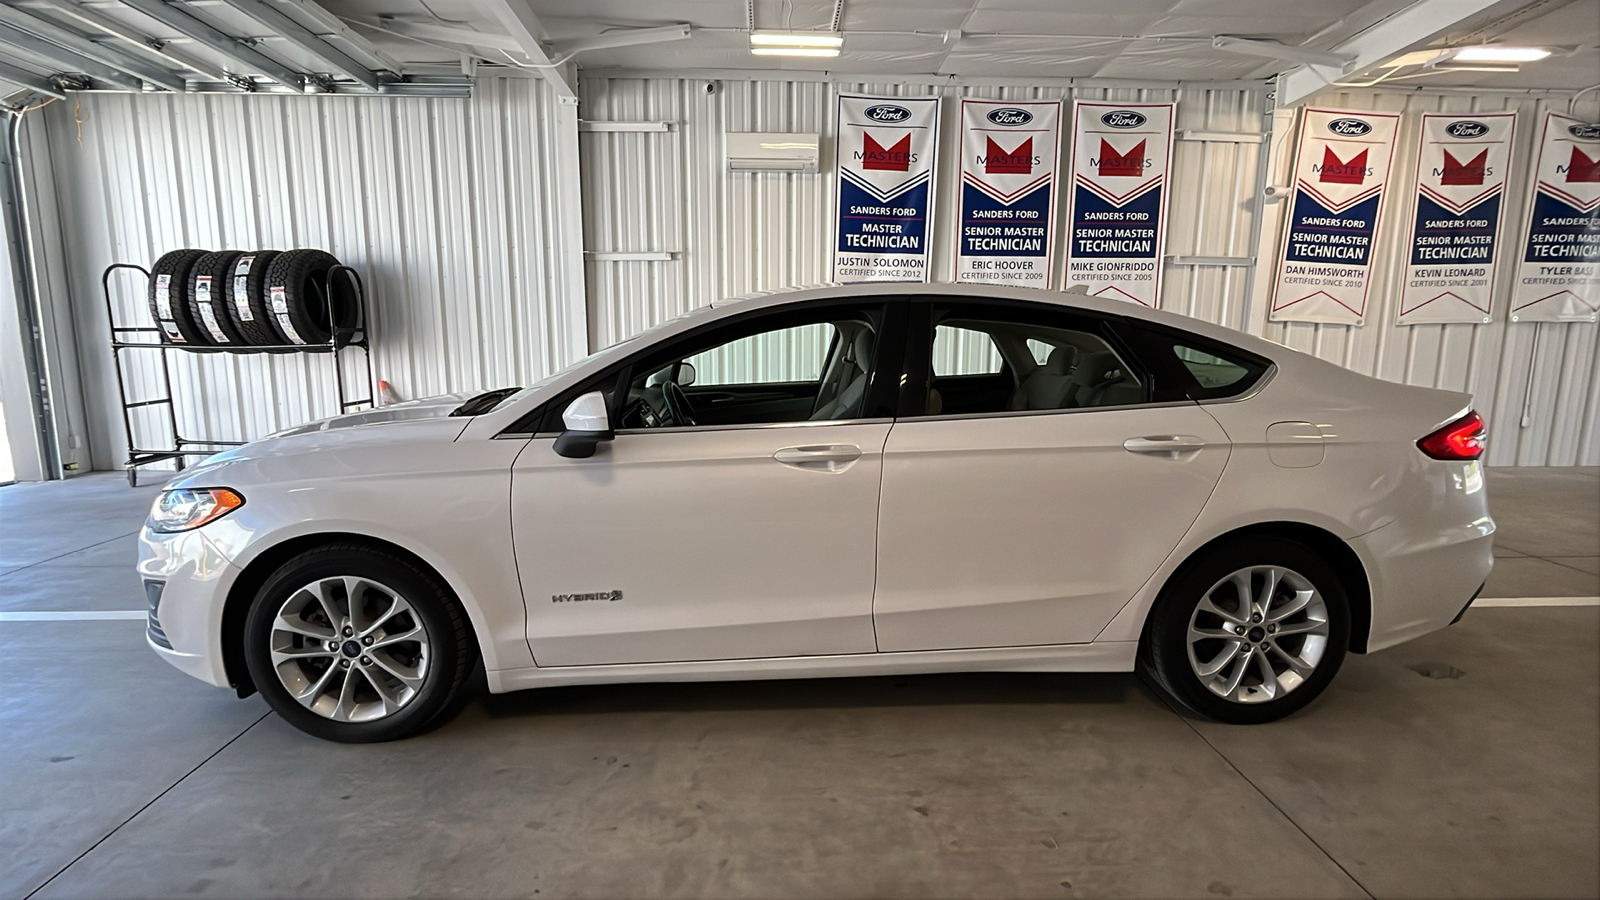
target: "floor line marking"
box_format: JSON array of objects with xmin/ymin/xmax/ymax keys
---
[
  {"xmin": 22, "ymin": 709, "xmax": 272, "ymax": 900},
  {"xmin": 0, "ymin": 610, "xmax": 147, "ymax": 621},
  {"xmin": 1475, "ymin": 596, "xmax": 1600, "ymax": 607},
  {"xmin": 1154, "ymin": 690, "xmax": 1377, "ymax": 899}
]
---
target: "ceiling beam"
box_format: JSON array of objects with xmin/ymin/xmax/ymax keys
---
[
  {"xmin": 265, "ymin": 0, "xmax": 404, "ymax": 74},
  {"xmin": 0, "ymin": 58, "xmax": 65, "ymax": 98},
  {"xmin": 30, "ymin": 0, "xmax": 228, "ymax": 81},
  {"xmin": 370, "ymin": 17, "xmax": 521, "ymax": 54},
  {"xmin": 0, "ymin": 2, "xmax": 186, "ymax": 90},
  {"xmin": 548, "ymin": 23, "xmax": 691, "ymax": 56},
  {"xmin": 1276, "ymin": 0, "xmax": 1508, "ymax": 106},
  {"xmin": 0, "ymin": 20, "xmax": 142, "ymax": 89},
  {"xmin": 210, "ymin": 0, "xmax": 380, "ymax": 90},
  {"xmin": 473, "ymin": 0, "xmax": 574, "ymax": 99},
  {"xmin": 115, "ymin": 0, "xmax": 303, "ymax": 90}
]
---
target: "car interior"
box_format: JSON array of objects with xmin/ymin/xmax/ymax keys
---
[
  {"xmin": 925, "ymin": 318, "xmax": 1144, "ymax": 416},
  {"xmin": 616, "ymin": 318, "xmax": 879, "ymax": 429}
]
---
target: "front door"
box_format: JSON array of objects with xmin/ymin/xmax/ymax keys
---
[
  {"xmin": 872, "ymin": 301, "xmax": 1230, "ymax": 651},
  {"xmin": 512, "ymin": 300, "xmax": 902, "ymax": 667}
]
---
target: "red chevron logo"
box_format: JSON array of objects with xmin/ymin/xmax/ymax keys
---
[
  {"xmin": 984, "ymin": 137, "xmax": 1033, "ymax": 175},
  {"xmin": 1096, "ymin": 139, "xmax": 1145, "ymax": 178},
  {"xmin": 1318, "ymin": 146, "xmax": 1368, "ymax": 185},
  {"xmin": 1440, "ymin": 149, "xmax": 1488, "ymax": 186},
  {"xmin": 862, "ymin": 133, "xmax": 911, "ymax": 172}
]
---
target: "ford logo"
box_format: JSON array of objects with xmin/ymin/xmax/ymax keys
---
[
  {"xmin": 1568, "ymin": 123, "xmax": 1600, "ymax": 141},
  {"xmin": 1100, "ymin": 110, "xmax": 1146, "ymax": 129},
  {"xmin": 864, "ymin": 104, "xmax": 911, "ymax": 123},
  {"xmin": 1328, "ymin": 118, "xmax": 1372, "ymax": 137},
  {"xmin": 1445, "ymin": 120, "xmax": 1489, "ymax": 138},
  {"xmin": 987, "ymin": 107, "xmax": 1033, "ymax": 126}
]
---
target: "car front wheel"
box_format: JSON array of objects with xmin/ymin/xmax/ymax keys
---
[
  {"xmin": 243, "ymin": 543, "xmax": 475, "ymax": 742},
  {"xmin": 1141, "ymin": 537, "xmax": 1350, "ymax": 724}
]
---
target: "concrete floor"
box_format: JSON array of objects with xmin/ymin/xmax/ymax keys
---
[{"xmin": 1, "ymin": 468, "xmax": 1596, "ymax": 900}]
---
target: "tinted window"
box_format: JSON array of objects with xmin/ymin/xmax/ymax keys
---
[
  {"xmin": 932, "ymin": 326, "xmax": 1003, "ymax": 376},
  {"xmin": 1173, "ymin": 345, "xmax": 1250, "ymax": 390},
  {"xmin": 912, "ymin": 305, "xmax": 1146, "ymax": 417},
  {"xmin": 600, "ymin": 304, "xmax": 889, "ymax": 430},
  {"xmin": 1125, "ymin": 324, "xmax": 1272, "ymax": 401}
]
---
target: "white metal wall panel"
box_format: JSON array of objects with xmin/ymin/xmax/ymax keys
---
[
  {"xmin": 578, "ymin": 77, "xmax": 1266, "ymax": 350},
  {"xmin": 38, "ymin": 76, "xmax": 582, "ymax": 471},
  {"xmin": 1249, "ymin": 90, "xmax": 1600, "ymax": 467}
]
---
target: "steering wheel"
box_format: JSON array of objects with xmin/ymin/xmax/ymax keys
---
[{"xmin": 661, "ymin": 381, "xmax": 698, "ymax": 427}]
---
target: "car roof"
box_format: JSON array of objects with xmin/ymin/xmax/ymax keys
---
[{"xmin": 708, "ymin": 282, "xmax": 1283, "ymax": 358}]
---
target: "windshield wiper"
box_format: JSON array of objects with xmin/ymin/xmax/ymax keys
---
[{"xmin": 450, "ymin": 387, "xmax": 522, "ymax": 417}]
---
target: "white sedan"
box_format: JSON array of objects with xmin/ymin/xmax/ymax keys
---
[{"xmin": 139, "ymin": 284, "xmax": 1494, "ymax": 742}]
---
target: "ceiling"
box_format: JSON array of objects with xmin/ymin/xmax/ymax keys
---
[
  {"xmin": 0, "ymin": 0, "xmax": 1595, "ymax": 104},
  {"xmin": 357, "ymin": 0, "xmax": 1600, "ymax": 87}
]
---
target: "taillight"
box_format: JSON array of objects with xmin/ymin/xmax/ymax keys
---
[{"xmin": 1418, "ymin": 410, "xmax": 1486, "ymax": 460}]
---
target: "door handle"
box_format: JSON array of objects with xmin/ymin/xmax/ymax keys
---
[
  {"xmin": 1123, "ymin": 435, "xmax": 1207, "ymax": 458},
  {"xmin": 774, "ymin": 444, "xmax": 862, "ymax": 471}
]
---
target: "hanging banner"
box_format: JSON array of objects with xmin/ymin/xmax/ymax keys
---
[
  {"xmin": 832, "ymin": 94, "xmax": 940, "ymax": 283},
  {"xmin": 1270, "ymin": 108, "xmax": 1401, "ymax": 325},
  {"xmin": 1510, "ymin": 112, "xmax": 1600, "ymax": 323},
  {"xmin": 955, "ymin": 99, "xmax": 1061, "ymax": 286},
  {"xmin": 1063, "ymin": 102, "xmax": 1175, "ymax": 306},
  {"xmin": 1398, "ymin": 113, "xmax": 1517, "ymax": 325}
]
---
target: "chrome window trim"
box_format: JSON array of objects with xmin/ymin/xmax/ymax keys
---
[
  {"xmin": 900, "ymin": 400, "xmax": 1198, "ymax": 424},
  {"xmin": 1195, "ymin": 364, "xmax": 1277, "ymax": 405},
  {"xmin": 610, "ymin": 417, "xmax": 895, "ymax": 436}
]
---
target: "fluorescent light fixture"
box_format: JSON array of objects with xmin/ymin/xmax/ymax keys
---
[
  {"xmin": 750, "ymin": 31, "xmax": 843, "ymax": 48},
  {"xmin": 1453, "ymin": 45, "xmax": 1550, "ymax": 62},
  {"xmin": 750, "ymin": 46, "xmax": 840, "ymax": 57}
]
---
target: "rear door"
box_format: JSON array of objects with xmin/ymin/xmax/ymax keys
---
[{"xmin": 872, "ymin": 300, "xmax": 1230, "ymax": 652}]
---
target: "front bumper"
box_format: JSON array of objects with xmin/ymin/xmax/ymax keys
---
[{"xmin": 138, "ymin": 525, "xmax": 245, "ymax": 688}]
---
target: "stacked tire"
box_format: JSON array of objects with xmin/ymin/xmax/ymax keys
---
[{"xmin": 147, "ymin": 248, "xmax": 360, "ymax": 350}]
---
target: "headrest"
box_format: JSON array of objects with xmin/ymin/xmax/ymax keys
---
[
  {"xmin": 1042, "ymin": 345, "xmax": 1077, "ymax": 375},
  {"xmin": 851, "ymin": 328, "xmax": 875, "ymax": 364},
  {"xmin": 1071, "ymin": 351, "xmax": 1123, "ymax": 386}
]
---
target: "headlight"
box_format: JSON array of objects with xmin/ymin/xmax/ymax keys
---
[{"xmin": 148, "ymin": 488, "xmax": 245, "ymax": 533}]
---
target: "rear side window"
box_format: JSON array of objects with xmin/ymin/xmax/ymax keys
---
[
  {"xmin": 1173, "ymin": 345, "xmax": 1251, "ymax": 390},
  {"xmin": 1128, "ymin": 325, "xmax": 1272, "ymax": 401}
]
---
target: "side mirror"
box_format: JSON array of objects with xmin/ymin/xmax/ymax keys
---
[{"xmin": 553, "ymin": 391, "xmax": 614, "ymax": 459}]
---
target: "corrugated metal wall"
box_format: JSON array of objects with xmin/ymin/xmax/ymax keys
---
[
  {"xmin": 27, "ymin": 72, "xmax": 1598, "ymax": 471},
  {"xmin": 579, "ymin": 77, "xmax": 1267, "ymax": 352},
  {"xmin": 581, "ymin": 75, "xmax": 1597, "ymax": 466},
  {"xmin": 37, "ymin": 76, "xmax": 585, "ymax": 471},
  {"xmin": 1248, "ymin": 89, "xmax": 1600, "ymax": 467}
]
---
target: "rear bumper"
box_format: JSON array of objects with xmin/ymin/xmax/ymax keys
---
[{"xmin": 1353, "ymin": 514, "xmax": 1495, "ymax": 653}]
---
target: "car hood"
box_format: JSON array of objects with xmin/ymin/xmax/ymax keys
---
[{"xmin": 266, "ymin": 393, "xmax": 475, "ymax": 437}]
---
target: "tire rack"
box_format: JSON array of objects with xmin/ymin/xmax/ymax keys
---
[{"xmin": 102, "ymin": 262, "xmax": 375, "ymax": 486}]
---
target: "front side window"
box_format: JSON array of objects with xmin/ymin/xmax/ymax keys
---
[
  {"xmin": 913, "ymin": 305, "xmax": 1145, "ymax": 417},
  {"xmin": 607, "ymin": 305, "xmax": 888, "ymax": 430}
]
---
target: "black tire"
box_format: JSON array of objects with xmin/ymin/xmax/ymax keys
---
[
  {"xmin": 185, "ymin": 251, "xmax": 249, "ymax": 349},
  {"xmin": 222, "ymin": 250, "xmax": 287, "ymax": 350},
  {"xmin": 242, "ymin": 543, "xmax": 477, "ymax": 743},
  {"xmin": 1140, "ymin": 536, "xmax": 1350, "ymax": 724},
  {"xmin": 148, "ymin": 249, "xmax": 211, "ymax": 345},
  {"xmin": 261, "ymin": 249, "xmax": 359, "ymax": 348}
]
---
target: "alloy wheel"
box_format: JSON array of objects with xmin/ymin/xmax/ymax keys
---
[
  {"xmin": 1186, "ymin": 565, "xmax": 1330, "ymax": 704},
  {"xmin": 268, "ymin": 576, "xmax": 431, "ymax": 722}
]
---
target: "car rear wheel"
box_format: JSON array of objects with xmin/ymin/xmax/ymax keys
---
[
  {"xmin": 1141, "ymin": 537, "xmax": 1349, "ymax": 724},
  {"xmin": 243, "ymin": 544, "xmax": 475, "ymax": 742}
]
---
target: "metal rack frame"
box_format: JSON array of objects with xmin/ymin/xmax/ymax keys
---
[{"xmin": 102, "ymin": 262, "xmax": 374, "ymax": 486}]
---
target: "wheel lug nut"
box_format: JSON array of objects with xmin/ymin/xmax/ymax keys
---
[
  {"xmin": 361, "ymin": 656, "xmax": 372, "ymax": 665},
  {"xmin": 362, "ymin": 637, "xmax": 372, "ymax": 646},
  {"xmin": 340, "ymin": 659, "xmax": 351, "ymax": 668},
  {"xmin": 342, "ymin": 626, "xmax": 353, "ymax": 637},
  {"xmin": 1251, "ymin": 613, "xmax": 1262, "ymax": 623},
  {"xmin": 1267, "ymin": 624, "xmax": 1277, "ymax": 633},
  {"xmin": 1234, "ymin": 626, "xmax": 1246, "ymax": 635}
]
